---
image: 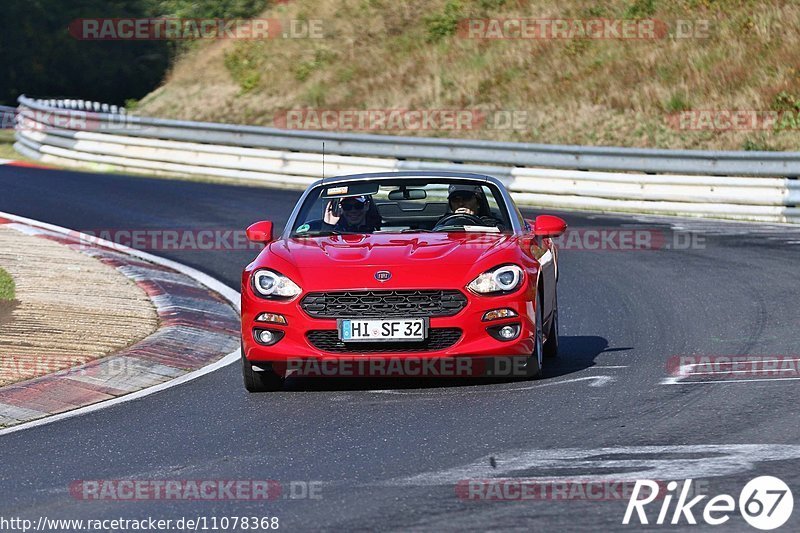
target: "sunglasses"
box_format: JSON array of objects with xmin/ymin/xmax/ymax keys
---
[
  {"xmin": 341, "ymin": 202, "xmax": 366, "ymax": 211},
  {"xmin": 450, "ymin": 193, "xmax": 475, "ymax": 201}
]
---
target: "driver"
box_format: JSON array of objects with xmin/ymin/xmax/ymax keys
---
[
  {"xmin": 439, "ymin": 185, "xmax": 505, "ymax": 230},
  {"xmin": 333, "ymin": 195, "xmax": 381, "ymax": 233}
]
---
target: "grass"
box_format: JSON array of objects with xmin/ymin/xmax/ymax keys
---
[
  {"xmin": 0, "ymin": 130, "xmax": 18, "ymax": 160},
  {"xmin": 47, "ymin": 1, "xmax": 800, "ymax": 151},
  {"xmin": 0, "ymin": 267, "xmax": 14, "ymax": 301}
]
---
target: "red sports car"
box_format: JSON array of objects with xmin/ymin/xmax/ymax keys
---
[{"xmin": 241, "ymin": 171, "xmax": 567, "ymax": 391}]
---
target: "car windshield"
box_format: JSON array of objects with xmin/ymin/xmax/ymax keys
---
[{"xmin": 290, "ymin": 179, "xmax": 513, "ymax": 237}]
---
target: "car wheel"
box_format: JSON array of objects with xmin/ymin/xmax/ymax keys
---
[
  {"xmin": 524, "ymin": 294, "xmax": 544, "ymax": 379},
  {"xmin": 241, "ymin": 343, "xmax": 283, "ymax": 392},
  {"xmin": 543, "ymin": 288, "xmax": 559, "ymax": 358}
]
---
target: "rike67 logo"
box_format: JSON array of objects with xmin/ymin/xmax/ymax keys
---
[{"xmin": 623, "ymin": 476, "xmax": 793, "ymax": 530}]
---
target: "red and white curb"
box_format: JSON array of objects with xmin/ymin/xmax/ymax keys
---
[
  {"xmin": 0, "ymin": 159, "xmax": 52, "ymax": 169},
  {"xmin": 0, "ymin": 211, "xmax": 242, "ymax": 435}
]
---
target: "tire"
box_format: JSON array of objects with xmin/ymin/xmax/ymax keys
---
[
  {"xmin": 543, "ymin": 288, "xmax": 559, "ymax": 358},
  {"xmin": 242, "ymin": 343, "xmax": 283, "ymax": 392},
  {"xmin": 524, "ymin": 294, "xmax": 544, "ymax": 379}
]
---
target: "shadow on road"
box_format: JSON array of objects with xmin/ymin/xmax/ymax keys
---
[
  {"xmin": 541, "ymin": 335, "xmax": 627, "ymax": 379},
  {"xmin": 273, "ymin": 335, "xmax": 615, "ymax": 392}
]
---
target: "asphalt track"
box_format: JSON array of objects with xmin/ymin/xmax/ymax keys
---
[{"xmin": 1, "ymin": 165, "xmax": 800, "ymax": 532}]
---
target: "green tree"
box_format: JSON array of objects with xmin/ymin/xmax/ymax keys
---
[{"xmin": 0, "ymin": 0, "xmax": 270, "ymax": 105}]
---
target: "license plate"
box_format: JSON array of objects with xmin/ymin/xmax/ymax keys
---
[{"xmin": 338, "ymin": 318, "xmax": 428, "ymax": 342}]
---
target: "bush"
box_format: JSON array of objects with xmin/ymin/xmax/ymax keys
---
[
  {"xmin": 0, "ymin": 267, "xmax": 14, "ymax": 302},
  {"xmin": 665, "ymin": 92, "xmax": 691, "ymax": 112},
  {"xmin": 624, "ymin": 0, "xmax": 657, "ymax": 18},
  {"xmin": 224, "ymin": 43, "xmax": 263, "ymax": 93},
  {"xmin": 742, "ymin": 136, "xmax": 775, "ymax": 151},
  {"xmin": 425, "ymin": 1, "xmax": 463, "ymax": 43}
]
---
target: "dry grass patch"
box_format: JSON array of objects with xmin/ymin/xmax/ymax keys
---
[{"xmin": 135, "ymin": 0, "xmax": 800, "ymax": 150}]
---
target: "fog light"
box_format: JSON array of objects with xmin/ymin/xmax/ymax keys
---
[
  {"xmin": 499, "ymin": 326, "xmax": 516, "ymax": 339},
  {"xmin": 253, "ymin": 328, "xmax": 285, "ymax": 346},
  {"xmin": 486, "ymin": 323, "xmax": 521, "ymax": 342},
  {"xmin": 255, "ymin": 312, "xmax": 287, "ymax": 325},
  {"xmin": 482, "ymin": 308, "xmax": 518, "ymax": 321}
]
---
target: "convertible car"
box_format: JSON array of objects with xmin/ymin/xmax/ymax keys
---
[{"xmin": 241, "ymin": 171, "xmax": 567, "ymax": 391}]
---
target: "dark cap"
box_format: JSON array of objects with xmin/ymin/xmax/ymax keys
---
[
  {"xmin": 448, "ymin": 184, "xmax": 482, "ymax": 199},
  {"xmin": 340, "ymin": 195, "xmax": 368, "ymax": 204}
]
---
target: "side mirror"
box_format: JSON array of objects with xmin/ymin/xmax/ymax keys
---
[
  {"xmin": 246, "ymin": 221, "xmax": 274, "ymax": 244},
  {"xmin": 533, "ymin": 215, "xmax": 567, "ymax": 237}
]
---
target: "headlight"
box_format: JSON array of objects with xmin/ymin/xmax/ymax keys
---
[
  {"xmin": 252, "ymin": 269, "xmax": 302, "ymax": 298},
  {"xmin": 467, "ymin": 265, "xmax": 524, "ymax": 294}
]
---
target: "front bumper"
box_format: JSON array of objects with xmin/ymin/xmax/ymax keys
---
[{"xmin": 241, "ymin": 287, "xmax": 537, "ymax": 368}]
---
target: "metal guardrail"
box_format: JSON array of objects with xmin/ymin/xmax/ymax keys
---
[
  {"xmin": 16, "ymin": 95, "xmax": 800, "ymax": 177},
  {"xmin": 13, "ymin": 95, "xmax": 800, "ymax": 223}
]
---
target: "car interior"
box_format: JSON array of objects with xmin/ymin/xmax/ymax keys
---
[{"xmin": 293, "ymin": 181, "xmax": 511, "ymax": 234}]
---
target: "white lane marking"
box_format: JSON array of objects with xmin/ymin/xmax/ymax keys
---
[
  {"xmin": 368, "ymin": 375, "xmax": 615, "ymax": 395},
  {"xmin": 661, "ymin": 357, "xmax": 800, "ymax": 385},
  {"xmin": 0, "ymin": 211, "xmax": 241, "ymax": 437},
  {"xmin": 385, "ymin": 444, "xmax": 800, "ymax": 486},
  {"xmin": 687, "ymin": 369, "xmax": 798, "ymax": 376},
  {"xmin": 662, "ymin": 377, "xmax": 800, "ymax": 385},
  {"xmin": 682, "ymin": 358, "xmax": 800, "ymax": 367}
]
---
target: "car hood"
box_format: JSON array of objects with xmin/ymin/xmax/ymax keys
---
[{"xmin": 268, "ymin": 232, "xmax": 517, "ymax": 267}]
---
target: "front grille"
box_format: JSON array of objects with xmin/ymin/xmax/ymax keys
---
[
  {"xmin": 301, "ymin": 290, "xmax": 467, "ymax": 318},
  {"xmin": 306, "ymin": 328, "xmax": 462, "ymax": 353}
]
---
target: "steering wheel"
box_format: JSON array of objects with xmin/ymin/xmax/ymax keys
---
[{"xmin": 433, "ymin": 213, "xmax": 485, "ymax": 230}]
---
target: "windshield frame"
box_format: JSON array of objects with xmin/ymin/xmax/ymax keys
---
[{"xmin": 282, "ymin": 173, "xmax": 522, "ymax": 239}]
